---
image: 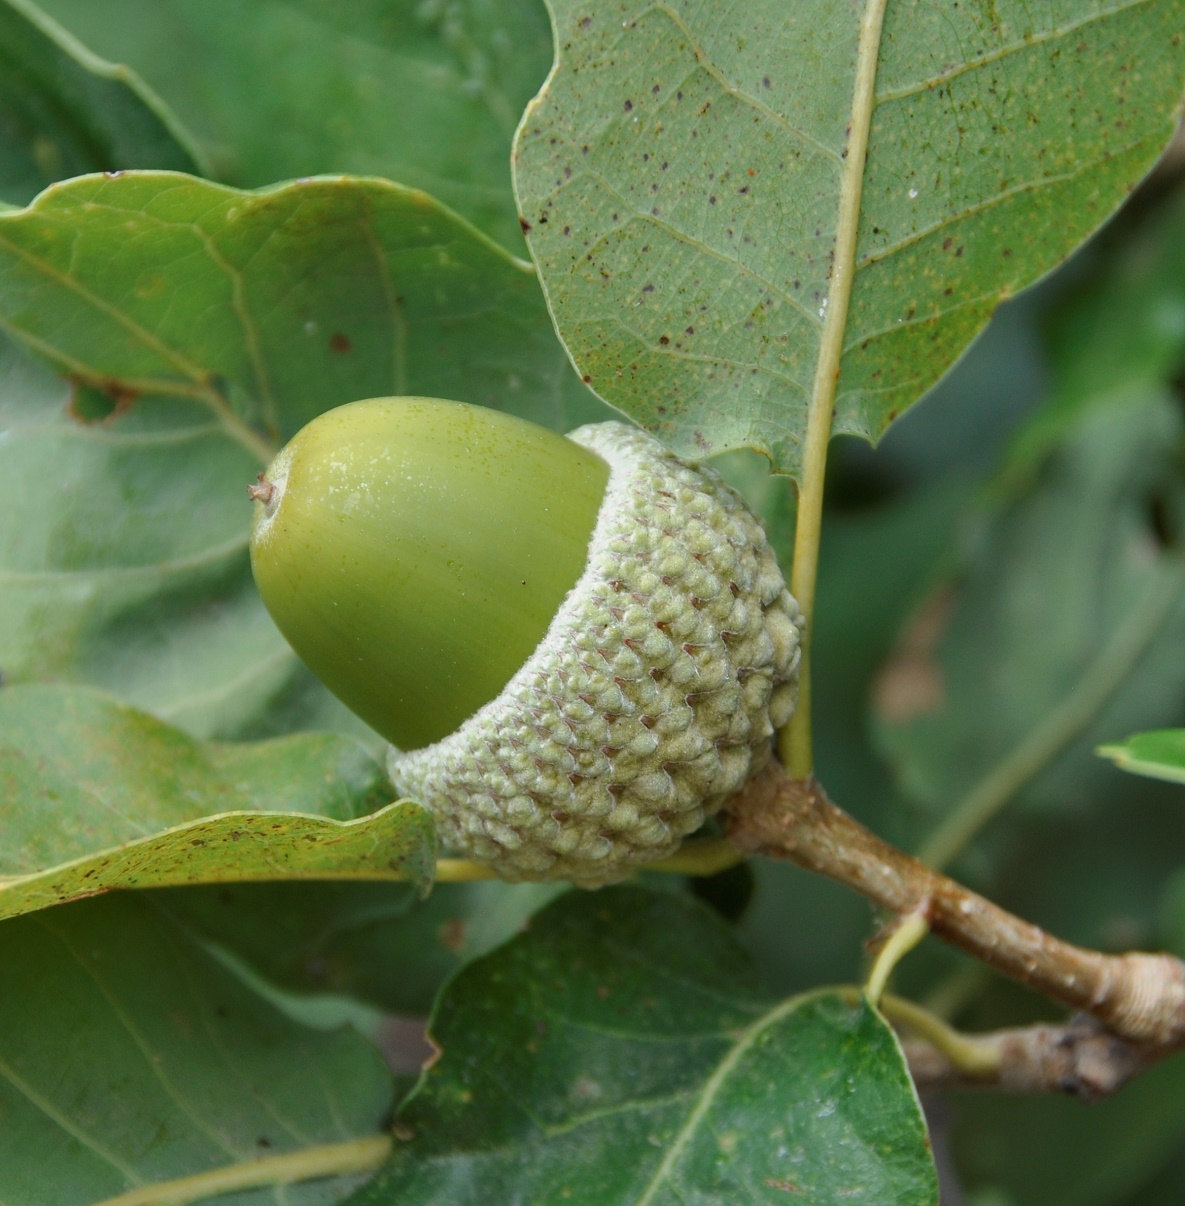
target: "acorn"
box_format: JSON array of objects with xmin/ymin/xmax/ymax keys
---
[{"xmin": 249, "ymin": 397, "xmax": 803, "ymax": 886}]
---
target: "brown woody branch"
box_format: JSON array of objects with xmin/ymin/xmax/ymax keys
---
[
  {"xmin": 902, "ymin": 1015, "xmax": 1168, "ymax": 1101},
  {"xmin": 725, "ymin": 762, "xmax": 1185, "ymax": 1050}
]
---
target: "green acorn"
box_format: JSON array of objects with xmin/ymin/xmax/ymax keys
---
[{"xmin": 249, "ymin": 397, "xmax": 803, "ymax": 886}]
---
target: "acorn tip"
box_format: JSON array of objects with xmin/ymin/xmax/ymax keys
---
[{"xmin": 247, "ymin": 472, "xmax": 274, "ymax": 504}]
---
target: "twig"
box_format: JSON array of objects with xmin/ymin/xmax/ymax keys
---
[
  {"xmin": 899, "ymin": 1014, "xmax": 1168, "ymax": 1102},
  {"xmin": 725, "ymin": 762, "xmax": 1185, "ymax": 1048}
]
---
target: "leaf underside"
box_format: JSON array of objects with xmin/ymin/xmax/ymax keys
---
[
  {"xmin": 0, "ymin": 891, "xmax": 393, "ymax": 1206},
  {"xmin": 34, "ymin": 0, "xmax": 557, "ymax": 250},
  {"xmin": 514, "ymin": 0, "xmax": 1185, "ymax": 476},
  {"xmin": 0, "ymin": 684, "xmax": 436, "ymax": 921},
  {"xmin": 0, "ymin": 0, "xmax": 200, "ymax": 205}
]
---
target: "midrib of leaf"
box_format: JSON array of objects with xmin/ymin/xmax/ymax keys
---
[
  {"xmin": 782, "ymin": 0, "xmax": 890, "ymax": 779},
  {"xmin": 86, "ymin": 1136, "xmax": 392, "ymax": 1206},
  {"xmin": 632, "ymin": 990, "xmax": 818, "ymax": 1205},
  {"xmin": 1, "ymin": 0, "xmax": 207, "ymax": 176}
]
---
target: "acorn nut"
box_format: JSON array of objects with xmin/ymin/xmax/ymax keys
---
[{"xmin": 249, "ymin": 397, "xmax": 803, "ymax": 887}]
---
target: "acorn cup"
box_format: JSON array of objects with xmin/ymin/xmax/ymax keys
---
[{"xmin": 249, "ymin": 397, "xmax": 803, "ymax": 886}]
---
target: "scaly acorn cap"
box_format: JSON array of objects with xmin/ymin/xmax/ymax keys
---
[{"xmin": 250, "ymin": 398, "xmax": 803, "ymax": 888}]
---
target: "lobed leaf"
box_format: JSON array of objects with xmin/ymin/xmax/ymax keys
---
[
  {"xmin": 353, "ymin": 887, "xmax": 937, "ymax": 1205},
  {"xmin": 0, "ymin": 684, "xmax": 436, "ymax": 920},
  {"xmin": 36, "ymin": 0, "xmax": 556, "ymax": 249},
  {"xmin": 0, "ymin": 0, "xmax": 201, "ymax": 205},
  {"xmin": 513, "ymin": 0, "xmax": 1185, "ymax": 475},
  {"xmin": 0, "ymin": 891, "xmax": 393, "ymax": 1205},
  {"xmin": 0, "ymin": 172, "xmax": 612, "ymax": 737}
]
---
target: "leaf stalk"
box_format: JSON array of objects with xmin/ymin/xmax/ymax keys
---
[{"xmin": 781, "ymin": 0, "xmax": 891, "ymax": 778}]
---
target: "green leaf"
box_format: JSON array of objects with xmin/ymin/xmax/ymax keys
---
[
  {"xmin": 1118, "ymin": 1139, "xmax": 1185, "ymax": 1206},
  {"xmin": 1002, "ymin": 189, "xmax": 1185, "ymax": 491},
  {"xmin": 0, "ymin": 171, "xmax": 611, "ymax": 737},
  {"xmin": 876, "ymin": 392, "xmax": 1185, "ymax": 856},
  {"xmin": 0, "ymin": 684, "xmax": 436, "ymax": 921},
  {"xmin": 0, "ymin": 891, "xmax": 392, "ymax": 1205},
  {"xmin": 159, "ymin": 878, "xmax": 565, "ymax": 1016},
  {"xmin": 1099, "ymin": 729, "xmax": 1185, "ymax": 785},
  {"xmin": 513, "ymin": 0, "xmax": 1185, "ymax": 474},
  {"xmin": 0, "ymin": 0, "xmax": 202, "ymax": 205},
  {"xmin": 35, "ymin": 0, "xmax": 555, "ymax": 250},
  {"xmin": 1159, "ymin": 865, "xmax": 1185, "ymax": 957},
  {"xmin": 353, "ymin": 887, "xmax": 937, "ymax": 1205},
  {"xmin": 875, "ymin": 181, "xmax": 1185, "ymax": 867},
  {"xmin": 954, "ymin": 1051, "xmax": 1185, "ymax": 1206}
]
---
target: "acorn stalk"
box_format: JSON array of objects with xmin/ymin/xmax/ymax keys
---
[{"xmin": 249, "ymin": 396, "xmax": 803, "ymax": 886}]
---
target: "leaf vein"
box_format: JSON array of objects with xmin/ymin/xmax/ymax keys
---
[
  {"xmin": 875, "ymin": 0, "xmax": 1158, "ymax": 104},
  {"xmin": 631, "ymin": 994, "xmax": 807, "ymax": 1206},
  {"xmin": 542, "ymin": 155, "xmax": 822, "ymax": 329},
  {"xmin": 645, "ymin": 2, "xmax": 844, "ymax": 166},
  {"xmin": 34, "ymin": 913, "xmax": 243, "ymax": 1160},
  {"xmin": 0, "ymin": 1050, "xmax": 143, "ymax": 1184},
  {"xmin": 0, "ymin": 531, "xmax": 248, "ymax": 585}
]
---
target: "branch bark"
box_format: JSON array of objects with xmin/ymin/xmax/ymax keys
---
[
  {"xmin": 725, "ymin": 762, "xmax": 1185, "ymax": 1049},
  {"xmin": 902, "ymin": 1015, "xmax": 1169, "ymax": 1101}
]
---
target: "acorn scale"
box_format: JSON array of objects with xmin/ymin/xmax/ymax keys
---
[{"xmin": 249, "ymin": 397, "xmax": 803, "ymax": 887}]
